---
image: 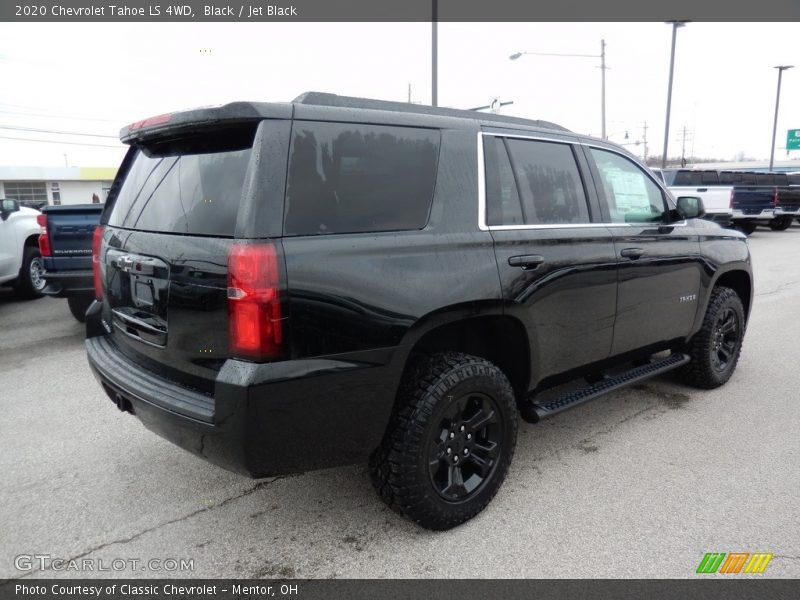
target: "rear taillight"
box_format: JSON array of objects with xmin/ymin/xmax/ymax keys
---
[
  {"xmin": 37, "ymin": 214, "xmax": 51, "ymax": 257},
  {"xmin": 729, "ymin": 190, "xmax": 735, "ymax": 209},
  {"xmin": 772, "ymin": 187, "xmax": 779, "ymax": 206},
  {"xmin": 92, "ymin": 226, "xmax": 104, "ymax": 300},
  {"xmin": 227, "ymin": 243, "xmax": 283, "ymax": 360}
]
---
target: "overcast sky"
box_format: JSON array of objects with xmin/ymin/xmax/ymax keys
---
[{"xmin": 0, "ymin": 22, "xmax": 798, "ymax": 167}]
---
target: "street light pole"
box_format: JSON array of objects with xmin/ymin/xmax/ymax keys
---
[
  {"xmin": 769, "ymin": 65, "xmax": 793, "ymax": 171},
  {"xmin": 510, "ymin": 41, "xmax": 607, "ymax": 139},
  {"xmin": 661, "ymin": 21, "xmax": 685, "ymax": 169}
]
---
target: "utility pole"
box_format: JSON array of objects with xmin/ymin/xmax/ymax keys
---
[
  {"xmin": 408, "ymin": 83, "xmax": 412, "ymax": 103},
  {"xmin": 676, "ymin": 126, "xmax": 693, "ymax": 167},
  {"xmin": 769, "ymin": 65, "xmax": 793, "ymax": 171},
  {"xmin": 431, "ymin": 0, "xmax": 438, "ymax": 107},
  {"xmin": 642, "ymin": 121, "xmax": 647, "ymax": 162}
]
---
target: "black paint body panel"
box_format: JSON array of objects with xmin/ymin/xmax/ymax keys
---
[{"xmin": 86, "ymin": 98, "xmax": 753, "ymax": 478}]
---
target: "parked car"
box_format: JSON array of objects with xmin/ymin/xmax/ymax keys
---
[
  {"xmin": 0, "ymin": 199, "xmax": 46, "ymax": 299},
  {"xmin": 39, "ymin": 204, "xmax": 103, "ymax": 321},
  {"xmin": 86, "ymin": 93, "xmax": 753, "ymax": 530}
]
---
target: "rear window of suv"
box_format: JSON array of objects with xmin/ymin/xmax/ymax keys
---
[
  {"xmin": 284, "ymin": 122, "xmax": 440, "ymax": 236},
  {"xmin": 108, "ymin": 127, "xmax": 254, "ymax": 237}
]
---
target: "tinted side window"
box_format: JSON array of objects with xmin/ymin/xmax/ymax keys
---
[
  {"xmin": 284, "ymin": 122, "xmax": 439, "ymax": 236},
  {"xmin": 484, "ymin": 136, "xmax": 523, "ymax": 225},
  {"xmin": 720, "ymin": 172, "xmax": 735, "ymax": 184},
  {"xmin": 503, "ymin": 138, "xmax": 590, "ymax": 225},
  {"xmin": 701, "ymin": 171, "xmax": 720, "ymax": 185},
  {"xmin": 788, "ymin": 174, "xmax": 800, "ymax": 185},
  {"xmin": 590, "ymin": 148, "xmax": 666, "ymax": 223}
]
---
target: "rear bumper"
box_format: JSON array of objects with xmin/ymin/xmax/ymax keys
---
[
  {"xmin": 775, "ymin": 207, "xmax": 800, "ymax": 216},
  {"xmin": 85, "ymin": 319, "xmax": 399, "ymax": 478},
  {"xmin": 731, "ymin": 208, "xmax": 776, "ymax": 220},
  {"xmin": 42, "ymin": 269, "xmax": 93, "ymax": 297}
]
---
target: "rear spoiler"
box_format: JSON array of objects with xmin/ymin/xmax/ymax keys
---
[{"xmin": 119, "ymin": 101, "xmax": 292, "ymax": 144}]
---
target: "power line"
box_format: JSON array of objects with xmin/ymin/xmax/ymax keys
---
[
  {"xmin": 0, "ymin": 124, "xmax": 117, "ymax": 139},
  {"xmin": 0, "ymin": 102, "xmax": 116, "ymax": 123},
  {"xmin": 0, "ymin": 135, "xmax": 122, "ymax": 148},
  {"xmin": 0, "ymin": 109, "xmax": 117, "ymax": 123}
]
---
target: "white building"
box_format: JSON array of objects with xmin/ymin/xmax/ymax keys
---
[{"xmin": 0, "ymin": 166, "xmax": 117, "ymax": 208}]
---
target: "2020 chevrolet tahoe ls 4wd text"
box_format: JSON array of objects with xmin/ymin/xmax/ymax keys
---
[{"xmin": 86, "ymin": 93, "xmax": 752, "ymax": 530}]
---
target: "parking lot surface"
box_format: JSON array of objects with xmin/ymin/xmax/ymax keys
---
[{"xmin": 1, "ymin": 227, "xmax": 799, "ymax": 579}]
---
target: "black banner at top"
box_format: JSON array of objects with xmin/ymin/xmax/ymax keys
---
[{"xmin": 2, "ymin": 0, "xmax": 800, "ymax": 22}]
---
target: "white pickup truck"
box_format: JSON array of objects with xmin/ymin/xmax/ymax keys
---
[
  {"xmin": 657, "ymin": 169, "xmax": 734, "ymax": 226},
  {"xmin": 0, "ymin": 199, "xmax": 46, "ymax": 299}
]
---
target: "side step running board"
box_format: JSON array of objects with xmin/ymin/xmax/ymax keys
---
[{"xmin": 520, "ymin": 352, "xmax": 690, "ymax": 423}]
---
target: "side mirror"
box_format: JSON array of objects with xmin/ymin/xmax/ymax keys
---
[
  {"xmin": 676, "ymin": 196, "xmax": 705, "ymax": 220},
  {"xmin": 0, "ymin": 198, "xmax": 20, "ymax": 220}
]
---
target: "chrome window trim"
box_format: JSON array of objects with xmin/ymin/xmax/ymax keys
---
[{"xmin": 477, "ymin": 131, "xmax": 687, "ymax": 231}]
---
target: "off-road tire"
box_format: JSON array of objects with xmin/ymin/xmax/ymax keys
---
[
  {"xmin": 678, "ymin": 286, "xmax": 745, "ymax": 389},
  {"xmin": 369, "ymin": 352, "xmax": 517, "ymax": 530},
  {"xmin": 769, "ymin": 216, "xmax": 793, "ymax": 231},
  {"xmin": 13, "ymin": 246, "xmax": 45, "ymax": 300},
  {"xmin": 67, "ymin": 295, "xmax": 94, "ymax": 323}
]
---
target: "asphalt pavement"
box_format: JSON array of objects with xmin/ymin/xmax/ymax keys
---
[{"xmin": 1, "ymin": 226, "xmax": 798, "ymax": 579}]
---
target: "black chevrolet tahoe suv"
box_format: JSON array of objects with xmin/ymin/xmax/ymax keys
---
[{"xmin": 86, "ymin": 93, "xmax": 752, "ymax": 530}]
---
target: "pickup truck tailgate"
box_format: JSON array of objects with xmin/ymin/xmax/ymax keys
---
[{"xmin": 41, "ymin": 204, "xmax": 103, "ymax": 272}]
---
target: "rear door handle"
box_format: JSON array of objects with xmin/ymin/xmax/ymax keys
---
[
  {"xmin": 508, "ymin": 254, "xmax": 545, "ymax": 269},
  {"xmin": 620, "ymin": 247, "xmax": 644, "ymax": 260}
]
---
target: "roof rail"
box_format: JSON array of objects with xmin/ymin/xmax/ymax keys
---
[{"xmin": 292, "ymin": 92, "xmax": 570, "ymax": 133}]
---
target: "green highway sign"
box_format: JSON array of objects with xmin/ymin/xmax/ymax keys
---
[{"xmin": 788, "ymin": 129, "xmax": 800, "ymax": 151}]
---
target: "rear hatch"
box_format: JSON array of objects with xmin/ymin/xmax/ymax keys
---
[{"xmin": 99, "ymin": 121, "xmax": 271, "ymax": 393}]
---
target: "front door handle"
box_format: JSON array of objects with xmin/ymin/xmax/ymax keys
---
[
  {"xmin": 620, "ymin": 247, "xmax": 644, "ymax": 260},
  {"xmin": 508, "ymin": 254, "xmax": 545, "ymax": 270}
]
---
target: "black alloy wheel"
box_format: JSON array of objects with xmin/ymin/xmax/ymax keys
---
[
  {"xmin": 709, "ymin": 306, "xmax": 740, "ymax": 373},
  {"xmin": 427, "ymin": 391, "xmax": 503, "ymax": 502}
]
